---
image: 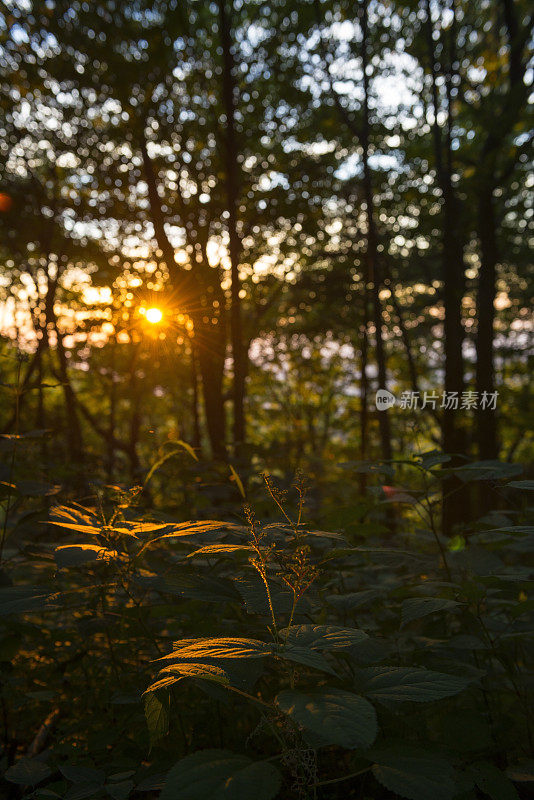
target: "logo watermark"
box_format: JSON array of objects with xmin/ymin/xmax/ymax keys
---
[
  {"xmin": 375, "ymin": 390, "xmax": 499, "ymax": 411},
  {"xmin": 375, "ymin": 389, "xmax": 396, "ymax": 410}
]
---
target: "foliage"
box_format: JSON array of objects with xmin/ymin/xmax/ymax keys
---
[{"xmin": 1, "ymin": 458, "xmax": 532, "ymax": 799}]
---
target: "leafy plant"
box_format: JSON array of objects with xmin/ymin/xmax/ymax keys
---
[{"xmin": 1, "ymin": 463, "xmax": 533, "ymax": 799}]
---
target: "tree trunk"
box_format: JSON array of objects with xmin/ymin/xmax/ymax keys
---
[
  {"xmin": 192, "ymin": 317, "xmax": 227, "ymax": 461},
  {"xmin": 359, "ymin": 314, "xmax": 369, "ymax": 495},
  {"xmin": 189, "ymin": 343, "xmax": 202, "ymax": 452},
  {"xmin": 360, "ymin": 0, "xmax": 392, "ymax": 462},
  {"xmin": 475, "ymin": 186, "xmax": 499, "ymax": 459},
  {"xmin": 126, "ymin": 343, "xmax": 142, "ymax": 483},
  {"xmin": 425, "ymin": 0, "xmax": 468, "ymax": 534},
  {"xmin": 54, "ymin": 325, "xmax": 84, "ymax": 464},
  {"xmin": 218, "ymin": 0, "xmax": 246, "ymax": 453},
  {"xmin": 472, "ymin": 0, "xmax": 529, "ymax": 460},
  {"xmin": 141, "ymin": 131, "xmax": 228, "ymax": 460},
  {"xmin": 106, "ymin": 342, "xmax": 117, "ymax": 482}
]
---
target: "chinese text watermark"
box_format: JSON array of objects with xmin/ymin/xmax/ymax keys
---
[{"xmin": 375, "ymin": 389, "xmax": 498, "ymax": 411}]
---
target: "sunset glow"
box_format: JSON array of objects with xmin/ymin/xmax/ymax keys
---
[{"xmin": 145, "ymin": 307, "xmax": 163, "ymax": 324}]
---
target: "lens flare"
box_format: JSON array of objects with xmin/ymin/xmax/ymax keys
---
[
  {"xmin": 145, "ymin": 307, "xmax": 163, "ymax": 324},
  {"xmin": 0, "ymin": 193, "xmax": 12, "ymax": 212}
]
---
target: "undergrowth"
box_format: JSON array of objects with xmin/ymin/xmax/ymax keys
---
[{"xmin": 0, "ymin": 448, "xmax": 533, "ymax": 799}]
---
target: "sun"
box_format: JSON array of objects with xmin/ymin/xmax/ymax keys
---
[{"xmin": 145, "ymin": 307, "xmax": 163, "ymax": 324}]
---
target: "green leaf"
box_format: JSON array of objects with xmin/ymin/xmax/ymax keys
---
[
  {"xmin": 135, "ymin": 774, "xmax": 166, "ymax": 792},
  {"xmin": 234, "ymin": 577, "xmax": 295, "ymax": 616},
  {"xmin": 358, "ymin": 667, "xmax": 472, "ymax": 702},
  {"xmin": 371, "ymin": 750, "xmax": 458, "ymax": 800},
  {"xmin": 274, "ymin": 644, "xmax": 338, "ymax": 676},
  {"xmin": 160, "ymin": 750, "xmax": 281, "ymax": 800},
  {"xmin": 326, "ymin": 590, "xmax": 381, "ymax": 610},
  {"xmin": 401, "ymin": 598, "xmax": 459, "ymax": 626},
  {"xmin": 349, "ymin": 637, "xmax": 393, "ymax": 664},
  {"xmin": 144, "ymin": 692, "xmax": 169, "ymax": 750},
  {"xmin": 136, "ymin": 572, "xmax": 239, "ymax": 604},
  {"xmin": 507, "ymin": 480, "xmax": 534, "ymax": 490},
  {"xmin": 14, "ymin": 480, "xmax": 60, "ymax": 496},
  {"xmin": 452, "ymin": 461, "xmax": 523, "ymax": 483},
  {"xmin": 105, "ymin": 780, "xmax": 135, "ymax": 800},
  {"xmin": 0, "ymin": 586, "xmax": 54, "ymax": 616},
  {"xmin": 54, "ymin": 544, "xmax": 119, "ymax": 567},
  {"xmin": 60, "ymin": 765, "xmax": 105, "ymax": 785},
  {"xmin": 276, "ymin": 688, "xmax": 377, "ymax": 749},
  {"xmin": 280, "ymin": 625, "xmax": 368, "ymax": 651},
  {"xmin": 470, "ymin": 762, "xmax": 520, "ymax": 800},
  {"xmin": 65, "ymin": 783, "xmax": 104, "ymax": 800},
  {"xmin": 418, "ymin": 452, "xmax": 451, "ymax": 470},
  {"xmin": 5, "ymin": 758, "xmax": 53, "ymax": 785}
]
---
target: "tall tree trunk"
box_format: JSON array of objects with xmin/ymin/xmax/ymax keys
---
[
  {"xmin": 54, "ymin": 325, "xmax": 84, "ymax": 465},
  {"xmin": 140, "ymin": 132, "xmax": 227, "ymax": 460},
  {"xmin": 473, "ymin": 0, "xmax": 529, "ymax": 460},
  {"xmin": 189, "ymin": 342, "xmax": 202, "ymax": 452},
  {"xmin": 35, "ymin": 346, "xmax": 48, "ymax": 464},
  {"xmin": 126, "ymin": 342, "xmax": 142, "ymax": 483},
  {"xmin": 360, "ymin": 0, "xmax": 392, "ymax": 462},
  {"xmin": 191, "ymin": 318, "xmax": 227, "ymax": 461},
  {"xmin": 425, "ymin": 0, "xmax": 467, "ymax": 534},
  {"xmin": 359, "ymin": 313, "xmax": 369, "ymax": 495},
  {"xmin": 106, "ymin": 342, "xmax": 117, "ymax": 482},
  {"xmin": 218, "ymin": 0, "xmax": 246, "ymax": 453},
  {"xmin": 475, "ymin": 187, "xmax": 499, "ymax": 459}
]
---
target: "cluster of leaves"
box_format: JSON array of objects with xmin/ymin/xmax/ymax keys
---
[{"xmin": 0, "ymin": 459, "xmax": 533, "ymax": 799}]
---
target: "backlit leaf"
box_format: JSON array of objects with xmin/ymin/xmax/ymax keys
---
[
  {"xmin": 158, "ymin": 637, "xmax": 270, "ymax": 662},
  {"xmin": 144, "ymin": 441, "xmax": 199, "ymax": 485},
  {"xmin": 144, "ymin": 692, "xmax": 169, "ymax": 750},
  {"xmin": 186, "ymin": 543, "xmax": 253, "ymax": 557},
  {"xmin": 146, "ymin": 663, "xmax": 230, "ymax": 694},
  {"xmin": 280, "ymin": 624, "xmax": 368, "ymax": 651},
  {"xmin": 229, "ymin": 464, "xmax": 246, "ymax": 498}
]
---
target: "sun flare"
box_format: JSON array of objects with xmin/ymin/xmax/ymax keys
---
[{"xmin": 145, "ymin": 307, "xmax": 163, "ymax": 324}]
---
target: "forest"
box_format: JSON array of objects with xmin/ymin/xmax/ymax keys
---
[{"xmin": 0, "ymin": 0, "xmax": 533, "ymax": 798}]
